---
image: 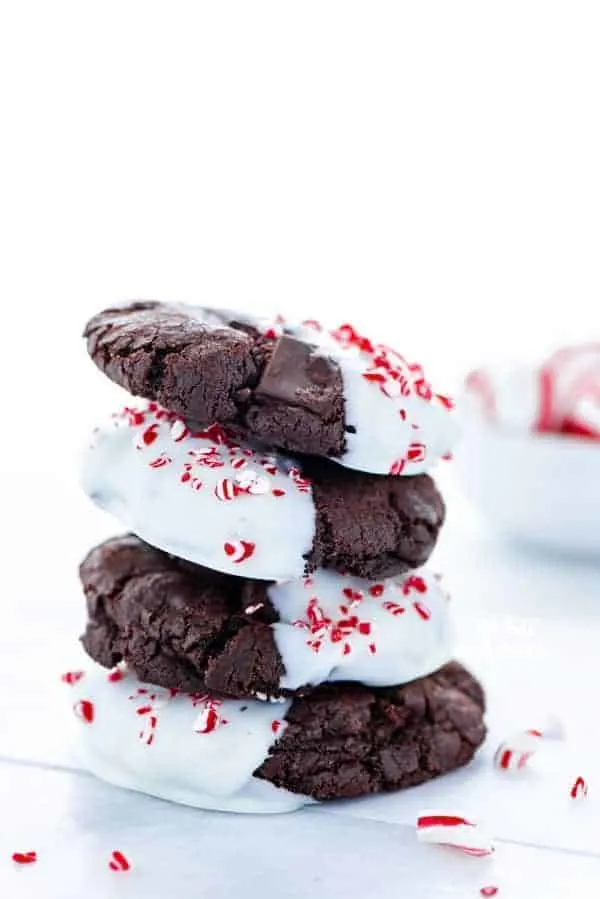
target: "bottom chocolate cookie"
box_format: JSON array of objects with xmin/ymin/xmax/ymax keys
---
[{"xmin": 67, "ymin": 661, "xmax": 485, "ymax": 811}]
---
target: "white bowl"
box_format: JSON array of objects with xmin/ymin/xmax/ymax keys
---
[{"xmin": 454, "ymin": 425, "xmax": 600, "ymax": 555}]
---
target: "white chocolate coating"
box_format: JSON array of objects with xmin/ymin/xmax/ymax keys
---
[
  {"xmin": 269, "ymin": 567, "xmax": 453, "ymax": 692},
  {"xmin": 264, "ymin": 318, "xmax": 458, "ymax": 476},
  {"xmin": 69, "ymin": 665, "xmax": 307, "ymax": 814},
  {"xmin": 81, "ymin": 404, "xmax": 315, "ymax": 580}
]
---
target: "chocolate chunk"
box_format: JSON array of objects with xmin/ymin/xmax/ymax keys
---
[{"xmin": 254, "ymin": 335, "xmax": 339, "ymax": 412}]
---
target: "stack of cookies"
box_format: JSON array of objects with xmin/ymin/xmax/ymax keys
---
[{"xmin": 73, "ymin": 301, "xmax": 486, "ymax": 813}]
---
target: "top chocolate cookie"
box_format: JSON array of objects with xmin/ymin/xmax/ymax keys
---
[{"xmin": 84, "ymin": 302, "xmax": 457, "ymax": 475}]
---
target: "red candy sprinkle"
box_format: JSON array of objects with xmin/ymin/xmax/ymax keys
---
[
  {"xmin": 480, "ymin": 888, "xmax": 499, "ymax": 897},
  {"xmin": 224, "ymin": 540, "xmax": 256, "ymax": 563},
  {"xmin": 369, "ymin": 584, "xmax": 384, "ymax": 598},
  {"xmin": 570, "ymin": 776, "xmax": 588, "ymax": 800},
  {"xmin": 407, "ymin": 442, "xmax": 426, "ymax": 463},
  {"xmin": 171, "ymin": 420, "xmax": 189, "ymax": 442},
  {"xmin": 389, "ymin": 458, "xmax": 406, "ymax": 475},
  {"xmin": 108, "ymin": 850, "xmax": 131, "ymax": 872},
  {"xmin": 124, "ymin": 407, "xmax": 146, "ymax": 427},
  {"xmin": 437, "ymin": 394, "xmax": 455, "ymax": 410},
  {"xmin": 135, "ymin": 423, "xmax": 160, "ymax": 449},
  {"xmin": 295, "ymin": 597, "xmax": 374, "ymax": 656},
  {"xmin": 148, "ymin": 453, "xmax": 172, "ymax": 469},
  {"xmin": 413, "ymin": 601, "xmax": 431, "ymax": 621},
  {"xmin": 214, "ymin": 478, "xmax": 241, "ymax": 502},
  {"xmin": 192, "ymin": 695, "xmax": 228, "ymax": 734},
  {"xmin": 12, "ymin": 851, "xmax": 37, "ymax": 865},
  {"xmin": 402, "ymin": 576, "xmax": 428, "ymax": 595},
  {"xmin": 271, "ymin": 720, "xmax": 282, "ymax": 734},
  {"xmin": 383, "ymin": 601, "xmax": 406, "ymax": 616},
  {"xmin": 61, "ymin": 670, "xmax": 84, "ymax": 685},
  {"xmin": 73, "ymin": 699, "xmax": 94, "ymax": 723},
  {"xmin": 107, "ymin": 668, "xmax": 124, "ymax": 683}
]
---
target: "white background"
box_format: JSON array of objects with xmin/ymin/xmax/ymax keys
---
[
  {"xmin": 2, "ymin": 3, "xmax": 600, "ymax": 896},
  {"xmin": 3, "ymin": 1, "xmax": 600, "ymax": 474}
]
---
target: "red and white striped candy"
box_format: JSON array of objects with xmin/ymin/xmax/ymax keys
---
[
  {"xmin": 416, "ymin": 812, "xmax": 494, "ymax": 857},
  {"xmin": 108, "ymin": 850, "xmax": 131, "ymax": 872},
  {"xmin": 564, "ymin": 393, "xmax": 600, "ymax": 438},
  {"xmin": 494, "ymin": 717, "xmax": 564, "ymax": 771},
  {"xmin": 413, "ymin": 601, "xmax": 431, "ymax": 621},
  {"xmin": 389, "ymin": 458, "xmax": 406, "ymax": 476},
  {"xmin": 134, "ymin": 423, "xmax": 160, "ymax": 450},
  {"xmin": 570, "ymin": 776, "xmax": 588, "ymax": 800},
  {"xmin": 107, "ymin": 667, "xmax": 125, "ymax": 683},
  {"xmin": 148, "ymin": 452, "xmax": 172, "ymax": 469},
  {"xmin": 214, "ymin": 478, "xmax": 240, "ymax": 501},
  {"xmin": 73, "ymin": 699, "xmax": 95, "ymax": 724},
  {"xmin": 406, "ymin": 442, "xmax": 426, "ymax": 464},
  {"xmin": 259, "ymin": 456, "xmax": 279, "ymax": 475},
  {"xmin": 383, "ymin": 600, "xmax": 406, "ymax": 616},
  {"xmin": 61, "ymin": 670, "xmax": 85, "ymax": 685},
  {"xmin": 544, "ymin": 344, "xmax": 600, "ymax": 431},
  {"xmin": 224, "ymin": 540, "xmax": 256, "ymax": 563},
  {"xmin": 170, "ymin": 420, "xmax": 189, "ymax": 442},
  {"xmin": 193, "ymin": 701, "xmax": 228, "ymax": 734},
  {"xmin": 137, "ymin": 710, "xmax": 159, "ymax": 746},
  {"xmin": 12, "ymin": 851, "xmax": 37, "ymax": 865}
]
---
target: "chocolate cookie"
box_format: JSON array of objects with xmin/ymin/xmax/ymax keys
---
[
  {"xmin": 84, "ymin": 302, "xmax": 457, "ymax": 476},
  {"xmin": 82, "ymin": 402, "xmax": 445, "ymax": 580},
  {"xmin": 68, "ymin": 661, "xmax": 485, "ymax": 810},
  {"xmin": 80, "ymin": 535, "xmax": 453, "ymax": 699},
  {"xmin": 258, "ymin": 661, "xmax": 485, "ymax": 801}
]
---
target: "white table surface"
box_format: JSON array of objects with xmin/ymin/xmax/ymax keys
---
[{"xmin": 3, "ymin": 468, "xmax": 600, "ymax": 897}]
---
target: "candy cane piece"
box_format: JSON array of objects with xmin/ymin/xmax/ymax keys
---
[
  {"xmin": 570, "ymin": 776, "xmax": 588, "ymax": 800},
  {"xmin": 224, "ymin": 540, "xmax": 256, "ymax": 563},
  {"xmin": 417, "ymin": 812, "xmax": 494, "ymax": 857},
  {"xmin": 108, "ymin": 850, "xmax": 131, "ymax": 872}
]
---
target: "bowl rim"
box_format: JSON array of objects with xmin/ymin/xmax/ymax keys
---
[{"xmin": 462, "ymin": 422, "xmax": 600, "ymax": 457}]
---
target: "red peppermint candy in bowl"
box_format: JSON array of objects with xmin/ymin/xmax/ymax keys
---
[{"xmin": 459, "ymin": 346, "xmax": 600, "ymax": 555}]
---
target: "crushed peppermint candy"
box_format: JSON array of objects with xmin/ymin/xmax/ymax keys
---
[
  {"xmin": 417, "ymin": 812, "xmax": 495, "ymax": 857},
  {"xmin": 224, "ymin": 540, "xmax": 256, "ymax": 564},
  {"xmin": 191, "ymin": 694, "xmax": 229, "ymax": 733},
  {"xmin": 73, "ymin": 699, "xmax": 95, "ymax": 724},
  {"xmin": 108, "ymin": 850, "xmax": 131, "ymax": 872},
  {"xmin": 114, "ymin": 404, "xmax": 313, "ymax": 500},
  {"xmin": 12, "ymin": 851, "xmax": 37, "ymax": 865},
  {"xmin": 128, "ymin": 686, "xmax": 173, "ymax": 745},
  {"xmin": 292, "ymin": 596, "xmax": 374, "ymax": 656},
  {"xmin": 480, "ymin": 887, "xmax": 499, "ymax": 897},
  {"xmin": 61, "ymin": 670, "xmax": 85, "ymax": 685},
  {"xmin": 494, "ymin": 717, "xmax": 565, "ymax": 771},
  {"xmin": 570, "ymin": 776, "xmax": 588, "ymax": 800}
]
